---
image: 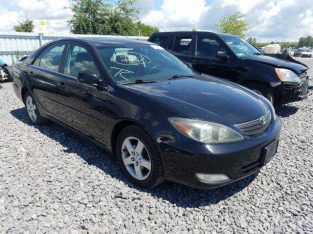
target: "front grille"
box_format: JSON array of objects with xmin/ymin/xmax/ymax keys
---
[{"xmin": 235, "ymin": 111, "xmax": 271, "ymax": 137}]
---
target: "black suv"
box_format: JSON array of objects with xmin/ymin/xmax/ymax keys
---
[{"xmin": 149, "ymin": 31, "xmax": 310, "ymax": 104}]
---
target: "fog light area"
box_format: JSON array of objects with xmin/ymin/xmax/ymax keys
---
[{"xmin": 196, "ymin": 173, "xmax": 230, "ymax": 184}]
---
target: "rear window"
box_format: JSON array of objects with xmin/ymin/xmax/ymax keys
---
[
  {"xmin": 151, "ymin": 36, "xmax": 169, "ymax": 48},
  {"xmin": 172, "ymin": 36, "xmax": 193, "ymax": 55},
  {"xmin": 33, "ymin": 44, "xmax": 65, "ymax": 72}
]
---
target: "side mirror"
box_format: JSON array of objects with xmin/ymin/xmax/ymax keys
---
[
  {"xmin": 216, "ymin": 51, "xmax": 230, "ymax": 60},
  {"xmin": 77, "ymin": 72, "xmax": 102, "ymax": 86}
]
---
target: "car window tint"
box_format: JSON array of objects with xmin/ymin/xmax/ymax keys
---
[
  {"xmin": 33, "ymin": 44, "xmax": 65, "ymax": 72},
  {"xmin": 172, "ymin": 36, "xmax": 193, "ymax": 55},
  {"xmin": 151, "ymin": 36, "xmax": 169, "ymax": 48},
  {"xmin": 197, "ymin": 37, "xmax": 223, "ymax": 58},
  {"xmin": 64, "ymin": 45, "xmax": 99, "ymax": 77}
]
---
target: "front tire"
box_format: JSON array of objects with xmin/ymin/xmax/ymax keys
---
[
  {"xmin": 116, "ymin": 125, "xmax": 164, "ymax": 188},
  {"xmin": 24, "ymin": 91, "xmax": 47, "ymax": 125},
  {"xmin": 246, "ymin": 83, "xmax": 275, "ymax": 105}
]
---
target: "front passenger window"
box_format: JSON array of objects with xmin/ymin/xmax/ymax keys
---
[
  {"xmin": 64, "ymin": 45, "xmax": 99, "ymax": 77},
  {"xmin": 197, "ymin": 37, "xmax": 223, "ymax": 58}
]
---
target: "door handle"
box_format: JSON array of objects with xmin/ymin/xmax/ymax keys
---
[
  {"xmin": 60, "ymin": 82, "xmax": 65, "ymax": 86},
  {"xmin": 79, "ymin": 90, "xmax": 93, "ymax": 97}
]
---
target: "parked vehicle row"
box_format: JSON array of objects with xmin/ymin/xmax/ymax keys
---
[
  {"xmin": 148, "ymin": 31, "xmax": 310, "ymax": 105},
  {"xmin": 294, "ymin": 48, "xmax": 313, "ymax": 58},
  {"xmin": 13, "ymin": 38, "xmax": 282, "ymax": 189}
]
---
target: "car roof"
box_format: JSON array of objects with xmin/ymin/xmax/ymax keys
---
[
  {"xmin": 150, "ymin": 31, "xmax": 238, "ymax": 38},
  {"xmin": 55, "ymin": 37, "xmax": 152, "ymax": 47}
]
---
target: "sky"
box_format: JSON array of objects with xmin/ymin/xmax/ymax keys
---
[{"xmin": 0, "ymin": 0, "xmax": 312, "ymax": 42}]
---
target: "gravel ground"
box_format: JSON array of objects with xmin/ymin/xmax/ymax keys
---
[{"xmin": 0, "ymin": 82, "xmax": 312, "ymax": 233}]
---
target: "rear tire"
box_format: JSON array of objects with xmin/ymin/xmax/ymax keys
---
[
  {"xmin": 116, "ymin": 125, "xmax": 164, "ymax": 188},
  {"xmin": 24, "ymin": 91, "xmax": 47, "ymax": 125}
]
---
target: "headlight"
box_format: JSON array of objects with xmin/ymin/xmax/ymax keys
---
[
  {"xmin": 169, "ymin": 117, "xmax": 244, "ymax": 144},
  {"xmin": 275, "ymin": 68, "xmax": 301, "ymax": 84}
]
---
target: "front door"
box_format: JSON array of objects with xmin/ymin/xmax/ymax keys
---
[
  {"xmin": 192, "ymin": 35, "xmax": 238, "ymax": 81},
  {"xmin": 57, "ymin": 43, "xmax": 110, "ymax": 145}
]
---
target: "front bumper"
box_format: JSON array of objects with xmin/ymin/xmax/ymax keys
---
[
  {"xmin": 278, "ymin": 78, "xmax": 309, "ymax": 104},
  {"xmin": 158, "ymin": 118, "xmax": 282, "ymax": 189}
]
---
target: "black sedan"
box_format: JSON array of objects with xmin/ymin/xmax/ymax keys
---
[{"xmin": 12, "ymin": 38, "xmax": 282, "ymax": 189}]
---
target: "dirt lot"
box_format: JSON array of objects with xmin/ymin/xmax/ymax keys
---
[{"xmin": 0, "ymin": 70, "xmax": 312, "ymax": 232}]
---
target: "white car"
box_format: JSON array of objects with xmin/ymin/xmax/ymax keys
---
[{"xmin": 294, "ymin": 48, "xmax": 313, "ymax": 58}]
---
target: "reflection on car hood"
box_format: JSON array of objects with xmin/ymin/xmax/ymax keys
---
[
  {"xmin": 126, "ymin": 76, "xmax": 269, "ymax": 125},
  {"xmin": 244, "ymin": 55, "xmax": 307, "ymax": 74}
]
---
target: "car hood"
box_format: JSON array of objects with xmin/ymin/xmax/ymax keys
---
[
  {"xmin": 244, "ymin": 55, "xmax": 307, "ymax": 74},
  {"xmin": 126, "ymin": 77, "xmax": 269, "ymax": 125}
]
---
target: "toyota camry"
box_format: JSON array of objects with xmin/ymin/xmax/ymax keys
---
[{"xmin": 12, "ymin": 38, "xmax": 282, "ymax": 189}]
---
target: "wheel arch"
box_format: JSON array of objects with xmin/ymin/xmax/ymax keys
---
[
  {"xmin": 241, "ymin": 80, "xmax": 275, "ymax": 93},
  {"xmin": 111, "ymin": 120, "xmax": 145, "ymax": 157},
  {"xmin": 21, "ymin": 87, "xmax": 30, "ymax": 103},
  {"xmin": 110, "ymin": 118, "xmax": 164, "ymax": 157}
]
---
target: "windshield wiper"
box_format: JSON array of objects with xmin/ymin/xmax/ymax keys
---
[
  {"xmin": 168, "ymin": 74, "xmax": 196, "ymax": 80},
  {"xmin": 123, "ymin": 79, "xmax": 157, "ymax": 85}
]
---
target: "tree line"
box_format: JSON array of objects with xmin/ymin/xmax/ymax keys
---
[
  {"xmin": 298, "ymin": 36, "xmax": 313, "ymax": 47},
  {"xmin": 12, "ymin": 1, "xmax": 313, "ymax": 49},
  {"xmin": 14, "ymin": 0, "xmax": 159, "ymax": 36}
]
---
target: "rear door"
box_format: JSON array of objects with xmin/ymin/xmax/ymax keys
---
[
  {"xmin": 57, "ymin": 43, "xmax": 110, "ymax": 144},
  {"xmin": 149, "ymin": 34, "xmax": 172, "ymax": 49},
  {"xmin": 28, "ymin": 42, "xmax": 67, "ymax": 117},
  {"xmin": 170, "ymin": 34, "xmax": 196, "ymax": 67}
]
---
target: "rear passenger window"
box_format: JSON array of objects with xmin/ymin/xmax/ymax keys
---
[
  {"xmin": 33, "ymin": 44, "xmax": 65, "ymax": 72},
  {"xmin": 63, "ymin": 45, "xmax": 99, "ymax": 77},
  {"xmin": 172, "ymin": 36, "xmax": 193, "ymax": 55},
  {"xmin": 151, "ymin": 36, "xmax": 169, "ymax": 48},
  {"xmin": 197, "ymin": 37, "xmax": 223, "ymax": 58}
]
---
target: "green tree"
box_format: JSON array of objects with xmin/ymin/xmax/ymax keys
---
[
  {"xmin": 298, "ymin": 36, "xmax": 313, "ymax": 47},
  {"xmin": 69, "ymin": 0, "xmax": 159, "ymax": 36},
  {"xmin": 69, "ymin": 0, "xmax": 111, "ymax": 34},
  {"xmin": 247, "ymin": 37, "xmax": 257, "ymax": 46},
  {"xmin": 298, "ymin": 37, "xmax": 305, "ymax": 47},
  {"xmin": 14, "ymin": 19, "xmax": 34, "ymax": 32},
  {"xmin": 216, "ymin": 12, "xmax": 249, "ymax": 38},
  {"xmin": 135, "ymin": 21, "xmax": 159, "ymax": 36}
]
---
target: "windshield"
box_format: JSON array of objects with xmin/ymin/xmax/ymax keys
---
[
  {"xmin": 97, "ymin": 44, "xmax": 194, "ymax": 84},
  {"xmin": 220, "ymin": 35, "xmax": 261, "ymax": 57}
]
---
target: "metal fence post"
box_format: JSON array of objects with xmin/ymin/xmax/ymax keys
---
[{"xmin": 38, "ymin": 33, "xmax": 44, "ymax": 46}]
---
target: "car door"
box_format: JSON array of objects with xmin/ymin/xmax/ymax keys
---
[
  {"xmin": 28, "ymin": 42, "xmax": 67, "ymax": 117},
  {"xmin": 57, "ymin": 43, "xmax": 111, "ymax": 145},
  {"xmin": 192, "ymin": 35, "xmax": 239, "ymax": 81},
  {"xmin": 170, "ymin": 34, "xmax": 196, "ymax": 67}
]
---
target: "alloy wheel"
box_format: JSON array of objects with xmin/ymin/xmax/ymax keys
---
[
  {"xmin": 26, "ymin": 95, "xmax": 37, "ymax": 122},
  {"xmin": 121, "ymin": 137, "xmax": 152, "ymax": 181}
]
